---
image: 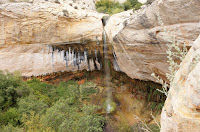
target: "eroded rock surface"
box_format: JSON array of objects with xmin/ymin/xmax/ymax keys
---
[
  {"xmin": 105, "ymin": 0, "xmax": 200, "ymax": 82},
  {"xmin": 0, "ymin": 0, "xmax": 104, "ymax": 45},
  {"xmin": 0, "ymin": 43, "xmax": 103, "ymax": 76},
  {"xmin": 161, "ymin": 35, "xmax": 200, "ymax": 132}
]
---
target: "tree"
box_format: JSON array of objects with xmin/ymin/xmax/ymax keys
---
[
  {"xmin": 0, "ymin": 108, "xmax": 20, "ymax": 126},
  {"xmin": 42, "ymin": 99, "xmax": 79, "ymax": 131},
  {"xmin": 0, "ymin": 71, "xmax": 22, "ymax": 110},
  {"xmin": 22, "ymin": 112, "xmax": 54, "ymax": 132},
  {"xmin": 0, "ymin": 123, "xmax": 23, "ymax": 132},
  {"xmin": 76, "ymin": 105, "xmax": 105, "ymax": 132},
  {"xmin": 18, "ymin": 94, "xmax": 48, "ymax": 116},
  {"xmin": 56, "ymin": 81, "xmax": 79, "ymax": 104}
]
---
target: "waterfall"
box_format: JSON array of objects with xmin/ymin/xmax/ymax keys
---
[
  {"xmin": 51, "ymin": 46, "xmax": 54, "ymax": 72},
  {"xmin": 103, "ymin": 30, "xmax": 114, "ymax": 113}
]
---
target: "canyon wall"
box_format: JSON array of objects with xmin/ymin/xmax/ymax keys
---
[
  {"xmin": 161, "ymin": 35, "xmax": 200, "ymax": 132},
  {"xmin": 0, "ymin": 0, "xmax": 104, "ymax": 45},
  {"xmin": 105, "ymin": 0, "xmax": 200, "ymax": 82}
]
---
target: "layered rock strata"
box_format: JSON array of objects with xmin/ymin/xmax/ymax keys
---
[
  {"xmin": 105, "ymin": 0, "xmax": 200, "ymax": 82},
  {"xmin": 161, "ymin": 35, "xmax": 200, "ymax": 132},
  {"xmin": 0, "ymin": 1, "xmax": 104, "ymax": 45}
]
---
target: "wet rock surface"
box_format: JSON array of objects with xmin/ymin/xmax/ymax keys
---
[{"xmin": 0, "ymin": 42, "xmax": 106, "ymax": 76}]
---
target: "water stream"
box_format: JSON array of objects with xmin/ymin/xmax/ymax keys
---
[{"xmin": 103, "ymin": 30, "xmax": 115, "ymax": 113}]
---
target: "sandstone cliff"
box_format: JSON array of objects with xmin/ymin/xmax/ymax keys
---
[
  {"xmin": 105, "ymin": 0, "xmax": 200, "ymax": 82},
  {"xmin": 161, "ymin": 35, "xmax": 200, "ymax": 132},
  {"xmin": 0, "ymin": 0, "xmax": 104, "ymax": 45}
]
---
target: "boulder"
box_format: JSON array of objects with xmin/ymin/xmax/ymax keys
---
[
  {"xmin": 0, "ymin": 1, "xmax": 104, "ymax": 45},
  {"xmin": 105, "ymin": 0, "xmax": 200, "ymax": 82},
  {"xmin": 104, "ymin": 9, "xmax": 134, "ymax": 43},
  {"xmin": 161, "ymin": 35, "xmax": 200, "ymax": 132}
]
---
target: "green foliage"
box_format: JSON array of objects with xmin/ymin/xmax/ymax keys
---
[
  {"xmin": 42, "ymin": 99, "xmax": 79, "ymax": 131},
  {"xmin": 133, "ymin": 2, "xmax": 143, "ymax": 10},
  {"xmin": 124, "ymin": 0, "xmax": 142, "ymax": 10},
  {"xmin": 15, "ymin": 83, "xmax": 31, "ymax": 98},
  {"xmin": 25, "ymin": 79, "xmax": 57, "ymax": 105},
  {"xmin": 42, "ymin": 99, "xmax": 105, "ymax": 132},
  {"xmin": 22, "ymin": 112, "xmax": 54, "ymax": 132},
  {"xmin": 18, "ymin": 94, "xmax": 48, "ymax": 116},
  {"xmin": 95, "ymin": 0, "xmax": 142, "ymax": 14},
  {"xmin": 166, "ymin": 38, "xmax": 188, "ymax": 85},
  {"xmin": 59, "ymin": 104, "xmax": 105, "ymax": 132},
  {"xmin": 0, "ymin": 108, "xmax": 20, "ymax": 126},
  {"xmin": 96, "ymin": 0, "xmax": 124, "ymax": 14},
  {"xmin": 0, "ymin": 124, "xmax": 23, "ymax": 132},
  {"xmin": 80, "ymin": 81, "xmax": 98, "ymax": 100},
  {"xmin": 147, "ymin": 124, "xmax": 160, "ymax": 132},
  {"xmin": 146, "ymin": 85, "xmax": 165, "ymax": 114},
  {"xmin": 0, "ymin": 71, "xmax": 22, "ymax": 110},
  {"xmin": 0, "ymin": 71, "xmax": 105, "ymax": 131},
  {"xmin": 76, "ymin": 114, "xmax": 105, "ymax": 132},
  {"xmin": 82, "ymin": 105, "xmax": 100, "ymax": 115},
  {"xmin": 57, "ymin": 81, "xmax": 79, "ymax": 104}
]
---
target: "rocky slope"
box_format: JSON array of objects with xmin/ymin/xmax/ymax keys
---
[
  {"xmin": 0, "ymin": 0, "xmax": 104, "ymax": 45},
  {"xmin": 161, "ymin": 35, "xmax": 200, "ymax": 132},
  {"xmin": 105, "ymin": 0, "xmax": 200, "ymax": 82}
]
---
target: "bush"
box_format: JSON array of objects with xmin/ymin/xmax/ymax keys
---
[
  {"xmin": 0, "ymin": 108, "xmax": 20, "ymax": 126},
  {"xmin": 18, "ymin": 94, "xmax": 48, "ymax": 116},
  {"xmin": 124, "ymin": 0, "xmax": 142, "ymax": 10},
  {"xmin": 0, "ymin": 71, "xmax": 22, "ymax": 110},
  {"xmin": 56, "ymin": 81, "xmax": 79, "ymax": 104},
  {"xmin": 25, "ymin": 79, "xmax": 57, "ymax": 105},
  {"xmin": 0, "ymin": 71, "xmax": 105, "ymax": 131},
  {"xmin": 79, "ymin": 81, "xmax": 99, "ymax": 100},
  {"xmin": 0, "ymin": 124, "xmax": 22, "ymax": 132},
  {"xmin": 96, "ymin": 0, "xmax": 124, "ymax": 14},
  {"xmin": 95, "ymin": 0, "xmax": 142, "ymax": 14},
  {"xmin": 42, "ymin": 99, "xmax": 79, "ymax": 131}
]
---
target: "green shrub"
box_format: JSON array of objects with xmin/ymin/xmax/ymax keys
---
[
  {"xmin": 25, "ymin": 79, "xmax": 57, "ymax": 105},
  {"xmin": 124, "ymin": 0, "xmax": 142, "ymax": 10},
  {"xmin": 59, "ymin": 104, "xmax": 105, "ymax": 132},
  {"xmin": 0, "ymin": 71, "xmax": 22, "ymax": 110},
  {"xmin": 0, "ymin": 108, "xmax": 20, "ymax": 126},
  {"xmin": 17, "ymin": 94, "xmax": 48, "ymax": 116},
  {"xmin": 96, "ymin": 0, "xmax": 142, "ymax": 14},
  {"xmin": 0, "ymin": 124, "xmax": 22, "ymax": 132},
  {"xmin": 56, "ymin": 81, "xmax": 79, "ymax": 104},
  {"xmin": 80, "ymin": 81, "xmax": 98, "ymax": 100},
  {"xmin": 96, "ymin": 0, "xmax": 124, "ymax": 14},
  {"xmin": 42, "ymin": 99, "xmax": 79, "ymax": 131}
]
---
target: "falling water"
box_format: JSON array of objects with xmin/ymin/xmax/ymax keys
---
[
  {"xmin": 103, "ymin": 30, "xmax": 114, "ymax": 113},
  {"xmin": 51, "ymin": 46, "xmax": 54, "ymax": 72}
]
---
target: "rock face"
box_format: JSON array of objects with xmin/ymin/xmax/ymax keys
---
[
  {"xmin": 0, "ymin": 43, "xmax": 103, "ymax": 76},
  {"xmin": 161, "ymin": 35, "xmax": 200, "ymax": 132},
  {"xmin": 105, "ymin": 0, "xmax": 200, "ymax": 82},
  {"xmin": 105, "ymin": 10, "xmax": 134, "ymax": 43},
  {"xmin": 0, "ymin": 0, "xmax": 104, "ymax": 45}
]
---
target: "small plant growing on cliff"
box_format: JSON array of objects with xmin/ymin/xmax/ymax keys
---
[{"xmin": 152, "ymin": 14, "xmax": 189, "ymax": 96}]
